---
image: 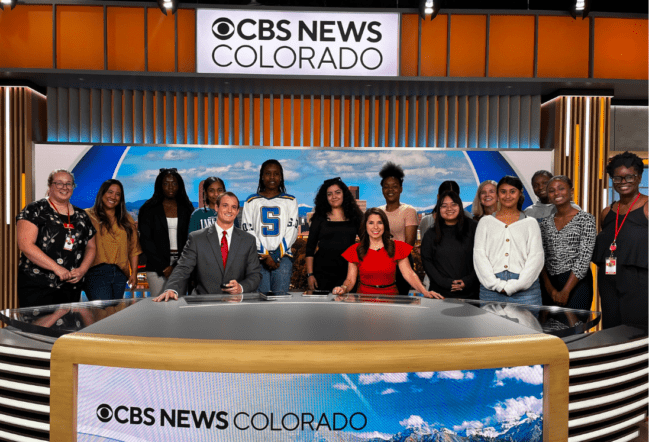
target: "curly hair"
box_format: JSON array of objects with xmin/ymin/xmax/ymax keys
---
[
  {"xmin": 433, "ymin": 190, "xmax": 470, "ymax": 245},
  {"xmin": 379, "ymin": 162, "xmax": 405, "ymax": 186},
  {"xmin": 313, "ymin": 178, "xmax": 363, "ymax": 225},
  {"xmin": 140, "ymin": 169, "xmax": 194, "ymax": 215},
  {"xmin": 91, "ymin": 179, "xmax": 135, "ymax": 241},
  {"xmin": 606, "ymin": 151, "xmax": 644, "ymax": 177},
  {"xmin": 357, "ymin": 208, "xmax": 395, "ymax": 261},
  {"xmin": 497, "ymin": 175, "xmax": 525, "ymax": 211},
  {"xmin": 257, "ymin": 159, "xmax": 287, "ymax": 194}
]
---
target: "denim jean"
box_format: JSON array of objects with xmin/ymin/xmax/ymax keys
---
[
  {"xmin": 258, "ymin": 256, "xmax": 293, "ymax": 293},
  {"xmin": 85, "ymin": 264, "xmax": 129, "ymax": 301},
  {"xmin": 479, "ymin": 270, "xmax": 542, "ymax": 306}
]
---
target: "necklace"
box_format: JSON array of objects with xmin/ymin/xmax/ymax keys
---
[{"xmin": 48, "ymin": 199, "xmax": 74, "ymax": 230}]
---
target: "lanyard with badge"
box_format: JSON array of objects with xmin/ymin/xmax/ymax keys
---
[
  {"xmin": 606, "ymin": 193, "xmax": 640, "ymax": 275},
  {"xmin": 49, "ymin": 199, "xmax": 76, "ymax": 251}
]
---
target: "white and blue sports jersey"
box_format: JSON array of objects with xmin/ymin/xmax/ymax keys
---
[{"xmin": 241, "ymin": 193, "xmax": 299, "ymax": 258}]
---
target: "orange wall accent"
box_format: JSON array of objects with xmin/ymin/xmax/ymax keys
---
[
  {"xmin": 283, "ymin": 98, "xmax": 292, "ymax": 146},
  {"xmin": 221, "ymin": 94, "xmax": 229, "ymax": 145},
  {"xmin": 57, "ymin": 6, "xmax": 103, "ymax": 70},
  {"xmin": 107, "ymin": 7, "xmax": 145, "ymax": 71},
  {"xmin": 537, "ymin": 16, "xmax": 589, "ymax": 78},
  {"xmin": 233, "ymin": 95, "xmax": 240, "ymax": 145},
  {"xmin": 420, "ymin": 14, "xmax": 448, "ymax": 77},
  {"xmin": 252, "ymin": 96, "xmax": 260, "ymax": 146},
  {"xmin": 177, "ymin": 9, "xmax": 195, "ymax": 73},
  {"xmin": 273, "ymin": 96, "xmax": 282, "ymax": 146},
  {"xmin": 147, "ymin": 8, "xmax": 175, "ymax": 72},
  {"xmin": 322, "ymin": 98, "xmax": 331, "ymax": 147},
  {"xmin": 333, "ymin": 98, "xmax": 341, "ymax": 147},
  {"xmin": 0, "ymin": 6, "xmax": 53, "ymax": 69},
  {"xmin": 293, "ymin": 98, "xmax": 302, "ymax": 147},
  {"xmin": 313, "ymin": 96, "xmax": 322, "ymax": 147},
  {"xmin": 302, "ymin": 97, "xmax": 311, "ymax": 147},
  {"xmin": 400, "ymin": 14, "xmax": 419, "ymax": 76},
  {"xmin": 488, "ymin": 15, "xmax": 535, "ymax": 78},
  {"xmin": 449, "ymin": 15, "xmax": 486, "ymax": 77},
  {"xmin": 594, "ymin": 18, "xmax": 648, "ymax": 80},
  {"xmin": 262, "ymin": 97, "xmax": 271, "ymax": 146}
]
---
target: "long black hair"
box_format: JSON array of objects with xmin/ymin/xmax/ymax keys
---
[
  {"xmin": 497, "ymin": 175, "xmax": 525, "ymax": 211},
  {"xmin": 141, "ymin": 169, "xmax": 194, "ymax": 214},
  {"xmin": 202, "ymin": 176, "xmax": 226, "ymax": 211},
  {"xmin": 357, "ymin": 208, "xmax": 395, "ymax": 261},
  {"xmin": 92, "ymin": 179, "xmax": 135, "ymax": 241},
  {"xmin": 313, "ymin": 177, "xmax": 363, "ymax": 226},
  {"xmin": 256, "ymin": 159, "xmax": 287, "ymax": 194},
  {"xmin": 432, "ymin": 190, "xmax": 471, "ymax": 245}
]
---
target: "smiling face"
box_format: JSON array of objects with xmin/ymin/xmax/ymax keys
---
[
  {"xmin": 102, "ymin": 184, "xmax": 122, "ymax": 211},
  {"xmin": 381, "ymin": 177, "xmax": 402, "ymax": 205},
  {"xmin": 216, "ymin": 195, "xmax": 240, "ymax": 228},
  {"xmin": 162, "ymin": 174, "xmax": 179, "ymax": 199},
  {"xmin": 532, "ymin": 174, "xmax": 551, "ymax": 203},
  {"xmin": 366, "ymin": 214, "xmax": 385, "ymax": 240},
  {"xmin": 49, "ymin": 172, "xmax": 75, "ymax": 204},
  {"xmin": 611, "ymin": 165, "xmax": 641, "ymax": 198},
  {"xmin": 547, "ymin": 179, "xmax": 572, "ymax": 207},
  {"xmin": 262, "ymin": 164, "xmax": 283, "ymax": 193},
  {"xmin": 479, "ymin": 183, "xmax": 497, "ymax": 210},
  {"xmin": 326, "ymin": 184, "xmax": 343, "ymax": 209},
  {"xmin": 207, "ymin": 181, "xmax": 226, "ymax": 207},
  {"xmin": 498, "ymin": 184, "xmax": 522, "ymax": 210},
  {"xmin": 439, "ymin": 196, "xmax": 461, "ymax": 225}
]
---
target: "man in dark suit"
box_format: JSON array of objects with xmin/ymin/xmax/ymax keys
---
[{"xmin": 153, "ymin": 192, "xmax": 261, "ymax": 302}]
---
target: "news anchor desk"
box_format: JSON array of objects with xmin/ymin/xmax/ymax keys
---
[{"xmin": 0, "ymin": 294, "xmax": 645, "ymax": 442}]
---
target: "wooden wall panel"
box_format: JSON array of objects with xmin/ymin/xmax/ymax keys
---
[
  {"xmin": 56, "ymin": 6, "xmax": 104, "ymax": 70},
  {"xmin": 537, "ymin": 16, "xmax": 589, "ymax": 78},
  {"xmin": 0, "ymin": 6, "xmax": 53, "ymax": 69},
  {"xmin": 449, "ymin": 15, "xmax": 487, "ymax": 77},
  {"xmin": 488, "ymin": 15, "xmax": 535, "ymax": 78},
  {"xmin": 593, "ymin": 18, "xmax": 648, "ymax": 80},
  {"xmin": 107, "ymin": 7, "xmax": 145, "ymax": 71}
]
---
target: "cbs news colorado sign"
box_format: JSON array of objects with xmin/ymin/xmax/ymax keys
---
[{"xmin": 196, "ymin": 10, "xmax": 400, "ymax": 76}]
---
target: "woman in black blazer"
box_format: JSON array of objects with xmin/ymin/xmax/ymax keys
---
[{"xmin": 138, "ymin": 168, "xmax": 194, "ymax": 296}]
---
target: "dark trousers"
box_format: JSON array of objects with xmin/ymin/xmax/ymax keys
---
[
  {"xmin": 85, "ymin": 264, "xmax": 128, "ymax": 301},
  {"xmin": 598, "ymin": 265, "xmax": 648, "ymax": 331},
  {"xmin": 395, "ymin": 255, "xmax": 414, "ymax": 296},
  {"xmin": 544, "ymin": 268, "xmax": 593, "ymax": 311},
  {"xmin": 18, "ymin": 271, "xmax": 81, "ymax": 308}
]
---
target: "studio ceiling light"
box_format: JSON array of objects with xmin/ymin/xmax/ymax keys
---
[
  {"xmin": 0, "ymin": 0, "xmax": 17, "ymax": 11},
  {"xmin": 419, "ymin": 0, "xmax": 440, "ymax": 20},
  {"xmin": 157, "ymin": 0, "xmax": 177, "ymax": 16},
  {"xmin": 571, "ymin": 0, "xmax": 590, "ymax": 19}
]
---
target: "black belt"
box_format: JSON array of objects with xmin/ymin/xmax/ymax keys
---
[{"xmin": 361, "ymin": 282, "xmax": 396, "ymax": 289}]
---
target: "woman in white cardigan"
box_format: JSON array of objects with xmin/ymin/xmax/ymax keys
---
[{"xmin": 473, "ymin": 176, "xmax": 544, "ymax": 305}]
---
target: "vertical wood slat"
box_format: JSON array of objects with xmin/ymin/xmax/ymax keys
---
[
  {"xmin": 80, "ymin": 88, "xmax": 90, "ymax": 143},
  {"xmin": 68, "ymin": 88, "xmax": 79, "ymax": 142},
  {"xmin": 186, "ymin": 92, "xmax": 194, "ymax": 145},
  {"xmin": 176, "ymin": 91, "xmax": 185, "ymax": 144},
  {"xmin": 478, "ymin": 95, "xmax": 489, "ymax": 148},
  {"xmin": 123, "ymin": 90, "xmax": 133, "ymax": 144},
  {"xmin": 155, "ymin": 91, "xmax": 164, "ymax": 144},
  {"xmin": 144, "ymin": 90, "xmax": 154, "ymax": 144},
  {"xmin": 530, "ymin": 95, "xmax": 541, "ymax": 149},
  {"xmin": 165, "ymin": 91, "xmax": 173, "ymax": 144},
  {"xmin": 448, "ymin": 95, "xmax": 457, "ymax": 148},
  {"xmin": 509, "ymin": 95, "xmax": 520, "ymax": 149},
  {"xmin": 520, "ymin": 95, "xmax": 531, "ymax": 149},
  {"xmin": 407, "ymin": 95, "xmax": 416, "ymax": 147},
  {"xmin": 468, "ymin": 95, "xmax": 478, "ymax": 148},
  {"xmin": 207, "ymin": 92, "xmax": 214, "ymax": 145},
  {"xmin": 101, "ymin": 89, "xmax": 112, "ymax": 143},
  {"xmin": 47, "ymin": 87, "xmax": 58, "ymax": 141},
  {"xmin": 134, "ymin": 90, "xmax": 143, "ymax": 144},
  {"xmin": 417, "ymin": 95, "xmax": 427, "ymax": 147},
  {"xmin": 197, "ymin": 92, "xmax": 205, "ymax": 145},
  {"xmin": 488, "ymin": 96, "xmax": 499, "ymax": 148},
  {"xmin": 57, "ymin": 87, "xmax": 69, "ymax": 142},
  {"xmin": 498, "ymin": 95, "xmax": 509, "ymax": 148},
  {"xmin": 458, "ymin": 95, "xmax": 467, "ymax": 148},
  {"xmin": 113, "ymin": 89, "xmax": 122, "ymax": 143},
  {"xmin": 437, "ymin": 96, "xmax": 447, "ymax": 147}
]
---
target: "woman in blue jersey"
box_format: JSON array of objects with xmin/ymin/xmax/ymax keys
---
[
  {"xmin": 188, "ymin": 177, "xmax": 226, "ymax": 233},
  {"xmin": 242, "ymin": 159, "xmax": 298, "ymax": 293}
]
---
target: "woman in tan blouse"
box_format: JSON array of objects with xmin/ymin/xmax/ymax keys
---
[{"xmin": 85, "ymin": 179, "xmax": 142, "ymax": 300}]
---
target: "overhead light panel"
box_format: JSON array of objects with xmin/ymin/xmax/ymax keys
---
[
  {"xmin": 157, "ymin": 0, "xmax": 177, "ymax": 16},
  {"xmin": 419, "ymin": 0, "xmax": 440, "ymax": 21},
  {"xmin": 0, "ymin": 0, "xmax": 17, "ymax": 11},
  {"xmin": 571, "ymin": 0, "xmax": 590, "ymax": 19}
]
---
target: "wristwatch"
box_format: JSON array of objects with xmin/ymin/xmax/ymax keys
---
[{"xmin": 307, "ymin": 273, "xmax": 314, "ymax": 277}]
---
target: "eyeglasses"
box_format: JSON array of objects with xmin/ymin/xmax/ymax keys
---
[
  {"xmin": 52, "ymin": 181, "xmax": 76, "ymax": 189},
  {"xmin": 611, "ymin": 174, "xmax": 638, "ymax": 184},
  {"xmin": 160, "ymin": 168, "xmax": 178, "ymax": 173}
]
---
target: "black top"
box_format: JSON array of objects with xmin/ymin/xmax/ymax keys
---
[
  {"xmin": 421, "ymin": 219, "xmax": 479, "ymax": 299},
  {"xmin": 305, "ymin": 216, "xmax": 360, "ymax": 291},
  {"xmin": 16, "ymin": 199, "xmax": 96, "ymax": 290},
  {"xmin": 593, "ymin": 202, "xmax": 648, "ymax": 269},
  {"xmin": 138, "ymin": 202, "xmax": 193, "ymax": 275}
]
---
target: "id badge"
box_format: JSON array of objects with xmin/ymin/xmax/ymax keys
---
[
  {"xmin": 605, "ymin": 257, "xmax": 617, "ymax": 275},
  {"xmin": 63, "ymin": 233, "xmax": 75, "ymax": 251}
]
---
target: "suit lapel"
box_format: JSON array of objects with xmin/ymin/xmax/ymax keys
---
[
  {"xmin": 207, "ymin": 225, "xmax": 225, "ymax": 274},
  {"xmin": 224, "ymin": 228, "xmax": 242, "ymax": 273}
]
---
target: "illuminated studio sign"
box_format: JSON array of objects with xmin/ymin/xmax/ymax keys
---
[{"xmin": 196, "ymin": 10, "xmax": 400, "ymax": 76}]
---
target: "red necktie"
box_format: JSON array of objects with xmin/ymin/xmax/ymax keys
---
[{"xmin": 221, "ymin": 231, "xmax": 228, "ymax": 268}]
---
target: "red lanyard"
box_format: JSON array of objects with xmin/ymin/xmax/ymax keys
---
[
  {"xmin": 49, "ymin": 199, "xmax": 73, "ymax": 230},
  {"xmin": 611, "ymin": 193, "xmax": 640, "ymax": 250}
]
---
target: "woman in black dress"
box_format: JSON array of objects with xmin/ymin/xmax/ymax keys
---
[
  {"xmin": 421, "ymin": 190, "xmax": 478, "ymax": 299},
  {"xmin": 305, "ymin": 177, "xmax": 363, "ymax": 292},
  {"xmin": 593, "ymin": 152, "xmax": 648, "ymax": 330}
]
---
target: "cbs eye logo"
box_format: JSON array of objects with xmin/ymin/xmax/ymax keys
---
[
  {"xmin": 96, "ymin": 404, "xmax": 113, "ymax": 422},
  {"xmin": 212, "ymin": 18, "xmax": 235, "ymax": 40}
]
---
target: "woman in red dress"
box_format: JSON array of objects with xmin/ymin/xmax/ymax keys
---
[{"xmin": 333, "ymin": 208, "xmax": 443, "ymax": 298}]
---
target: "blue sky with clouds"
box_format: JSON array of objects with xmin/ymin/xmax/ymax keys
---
[{"xmin": 116, "ymin": 147, "xmax": 479, "ymax": 211}]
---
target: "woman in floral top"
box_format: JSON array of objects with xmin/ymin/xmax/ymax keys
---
[{"xmin": 16, "ymin": 169, "xmax": 96, "ymax": 307}]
